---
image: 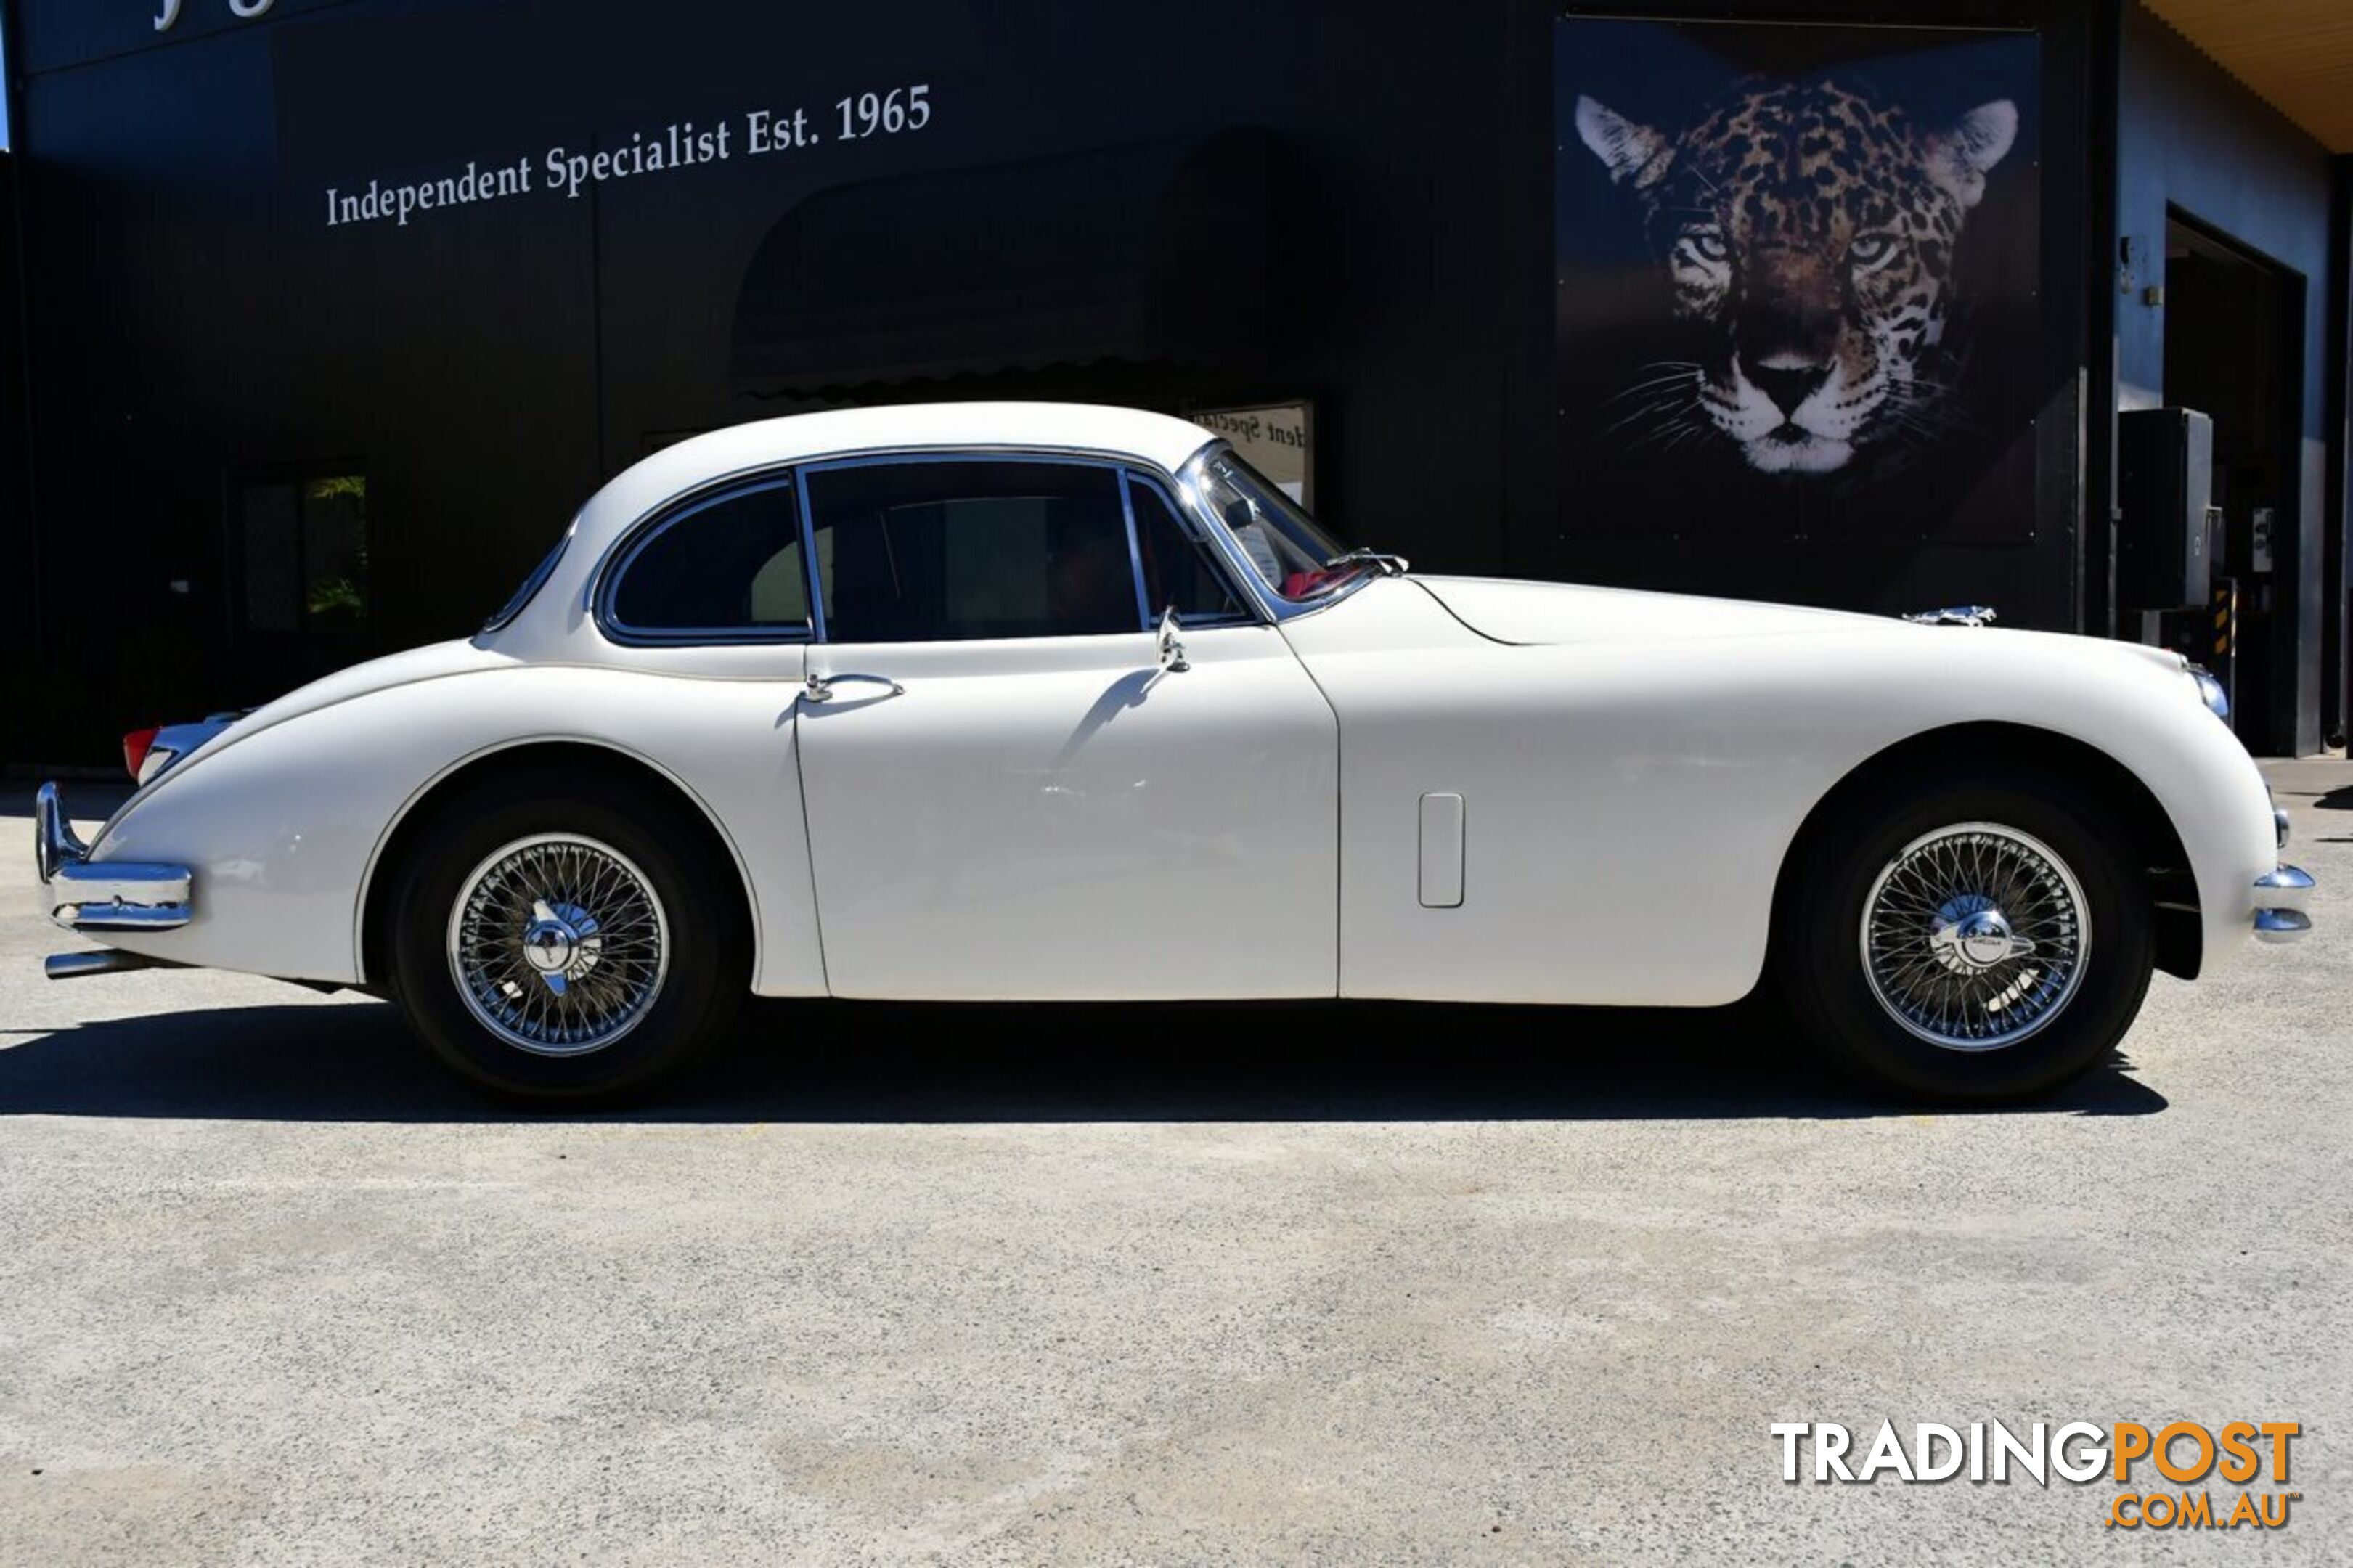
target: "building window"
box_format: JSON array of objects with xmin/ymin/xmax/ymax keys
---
[{"xmin": 237, "ymin": 470, "xmax": 368, "ymax": 634}]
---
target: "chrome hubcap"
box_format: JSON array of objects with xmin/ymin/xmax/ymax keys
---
[
  {"xmin": 445, "ymin": 834, "xmax": 669, "ymax": 1057},
  {"xmin": 1859, "ymin": 822, "xmax": 2090, "ymax": 1052},
  {"xmin": 520, "ymin": 901, "xmax": 599, "ymax": 983},
  {"xmin": 1928, "ymin": 896, "xmax": 2037, "ymax": 974}
]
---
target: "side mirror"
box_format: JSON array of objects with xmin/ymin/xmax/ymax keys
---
[{"xmin": 1156, "ymin": 605, "xmax": 1191, "ymax": 673}]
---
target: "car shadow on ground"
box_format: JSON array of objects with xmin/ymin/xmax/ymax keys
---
[{"xmin": 0, "ymin": 995, "xmax": 2167, "ymax": 1123}]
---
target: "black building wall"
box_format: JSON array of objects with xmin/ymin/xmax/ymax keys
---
[
  {"xmin": 6, "ymin": 0, "xmax": 1546, "ymax": 763},
  {"xmin": 0, "ymin": 144, "xmax": 30, "ymax": 764},
  {"xmin": 1, "ymin": 0, "xmax": 2341, "ymax": 764}
]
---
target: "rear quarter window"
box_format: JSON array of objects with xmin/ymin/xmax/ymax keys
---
[{"xmin": 604, "ymin": 479, "xmax": 813, "ymax": 637}]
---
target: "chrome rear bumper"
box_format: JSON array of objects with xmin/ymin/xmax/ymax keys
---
[{"xmin": 34, "ymin": 781, "xmax": 195, "ymax": 936}]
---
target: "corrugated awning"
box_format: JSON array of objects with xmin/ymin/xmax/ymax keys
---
[
  {"xmin": 2142, "ymin": 0, "xmax": 2353, "ymax": 152},
  {"xmin": 731, "ymin": 130, "xmax": 1273, "ymax": 393}
]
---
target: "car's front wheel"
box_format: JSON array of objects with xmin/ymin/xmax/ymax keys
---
[
  {"xmin": 1779, "ymin": 768, "xmax": 2155, "ymax": 1101},
  {"xmin": 388, "ymin": 767, "xmax": 744, "ymax": 1104}
]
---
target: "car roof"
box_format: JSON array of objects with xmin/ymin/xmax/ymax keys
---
[
  {"xmin": 576, "ymin": 401, "xmax": 1220, "ymax": 545},
  {"xmin": 489, "ymin": 401, "xmax": 1225, "ymax": 659}
]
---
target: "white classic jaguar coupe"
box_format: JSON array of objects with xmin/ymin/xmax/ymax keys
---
[{"xmin": 36, "ymin": 404, "xmax": 2309, "ymax": 1103}]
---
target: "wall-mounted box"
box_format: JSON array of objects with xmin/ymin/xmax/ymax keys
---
[{"xmin": 2116, "ymin": 407, "xmax": 2214, "ymax": 611}]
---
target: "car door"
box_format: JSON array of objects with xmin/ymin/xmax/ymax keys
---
[
  {"xmin": 791, "ymin": 453, "xmax": 1338, "ymax": 1000},
  {"xmin": 595, "ymin": 470, "xmax": 826, "ymax": 995}
]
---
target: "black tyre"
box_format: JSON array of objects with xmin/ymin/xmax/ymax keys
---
[
  {"xmin": 1778, "ymin": 767, "xmax": 2154, "ymax": 1101},
  {"xmin": 388, "ymin": 766, "xmax": 746, "ymax": 1105}
]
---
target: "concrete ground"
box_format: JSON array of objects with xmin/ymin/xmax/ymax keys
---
[{"xmin": 0, "ymin": 760, "xmax": 2346, "ymax": 1566}]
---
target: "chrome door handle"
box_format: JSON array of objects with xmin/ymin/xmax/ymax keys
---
[{"xmin": 804, "ymin": 671, "xmax": 905, "ymax": 703}]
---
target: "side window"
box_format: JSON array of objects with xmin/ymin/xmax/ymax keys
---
[
  {"xmin": 802, "ymin": 460, "xmax": 1142, "ymax": 642},
  {"xmin": 608, "ymin": 479, "xmax": 810, "ymax": 635},
  {"xmin": 1127, "ymin": 473, "xmax": 1251, "ymax": 624}
]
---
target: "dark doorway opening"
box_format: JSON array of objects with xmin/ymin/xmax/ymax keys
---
[{"xmin": 2162, "ymin": 211, "xmax": 2304, "ymax": 756}]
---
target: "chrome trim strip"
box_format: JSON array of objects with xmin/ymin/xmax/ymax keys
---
[
  {"xmin": 1116, "ymin": 467, "xmax": 1153, "ymax": 632},
  {"xmin": 2254, "ymin": 909, "xmax": 2312, "ymax": 943},
  {"xmin": 2275, "ymin": 807, "xmax": 2291, "ymax": 851},
  {"xmin": 44, "ymin": 950, "xmax": 168, "ymax": 981},
  {"xmin": 794, "ymin": 468, "xmax": 830, "ymax": 643}
]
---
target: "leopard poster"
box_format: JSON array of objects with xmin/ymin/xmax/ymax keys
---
[{"xmin": 1556, "ymin": 20, "xmax": 2041, "ymax": 542}]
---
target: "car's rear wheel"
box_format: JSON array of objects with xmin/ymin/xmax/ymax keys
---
[
  {"xmin": 388, "ymin": 768, "xmax": 744, "ymax": 1104},
  {"xmin": 1779, "ymin": 769, "xmax": 2155, "ymax": 1101}
]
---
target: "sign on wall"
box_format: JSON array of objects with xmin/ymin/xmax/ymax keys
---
[
  {"xmin": 152, "ymin": 0, "xmax": 273, "ymax": 29},
  {"xmin": 1192, "ymin": 403, "xmax": 1312, "ymax": 506},
  {"xmin": 1555, "ymin": 19, "xmax": 2042, "ymax": 542}
]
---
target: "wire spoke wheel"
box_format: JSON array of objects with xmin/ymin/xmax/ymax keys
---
[
  {"xmin": 1858, "ymin": 821, "xmax": 2090, "ymax": 1053},
  {"xmin": 444, "ymin": 833, "xmax": 671, "ymax": 1057}
]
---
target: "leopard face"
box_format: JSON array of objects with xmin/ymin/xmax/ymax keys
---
[{"xmin": 1575, "ymin": 81, "xmax": 2016, "ymax": 475}]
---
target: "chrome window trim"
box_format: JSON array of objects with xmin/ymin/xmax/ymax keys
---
[
  {"xmin": 1175, "ymin": 442, "xmax": 1372, "ymax": 623},
  {"xmin": 1121, "ymin": 468, "xmax": 1258, "ymax": 629},
  {"xmin": 794, "ymin": 473, "xmax": 831, "ymax": 643},
  {"xmin": 595, "ymin": 473, "xmax": 817, "ymax": 647},
  {"xmin": 1116, "ymin": 467, "xmax": 1154, "ymax": 632},
  {"xmin": 589, "ymin": 439, "xmax": 1272, "ymax": 649},
  {"xmin": 790, "ymin": 448, "xmax": 1266, "ymax": 644}
]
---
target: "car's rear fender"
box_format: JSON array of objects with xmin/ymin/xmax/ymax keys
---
[{"xmin": 82, "ymin": 664, "xmax": 824, "ymax": 994}]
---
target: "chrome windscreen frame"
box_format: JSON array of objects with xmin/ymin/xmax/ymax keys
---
[{"xmin": 1173, "ymin": 441, "xmax": 1377, "ymax": 624}]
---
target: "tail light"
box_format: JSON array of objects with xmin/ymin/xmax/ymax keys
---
[
  {"xmin": 122, "ymin": 727, "xmax": 160, "ymax": 782},
  {"xmin": 118, "ymin": 713, "xmax": 245, "ymax": 786}
]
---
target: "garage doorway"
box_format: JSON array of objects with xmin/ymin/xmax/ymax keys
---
[{"xmin": 2161, "ymin": 211, "xmax": 2304, "ymax": 756}]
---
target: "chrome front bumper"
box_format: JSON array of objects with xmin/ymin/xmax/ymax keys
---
[
  {"xmin": 34, "ymin": 782, "xmax": 194, "ymax": 934},
  {"xmin": 2254, "ymin": 866, "xmax": 2315, "ymax": 944},
  {"xmin": 2253, "ymin": 800, "xmax": 2314, "ymax": 944}
]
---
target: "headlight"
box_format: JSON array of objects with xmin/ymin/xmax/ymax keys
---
[{"xmin": 2187, "ymin": 664, "xmax": 2230, "ymax": 721}]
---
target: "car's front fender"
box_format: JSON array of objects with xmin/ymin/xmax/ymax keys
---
[{"xmin": 1285, "ymin": 590, "xmax": 2277, "ymax": 1005}]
